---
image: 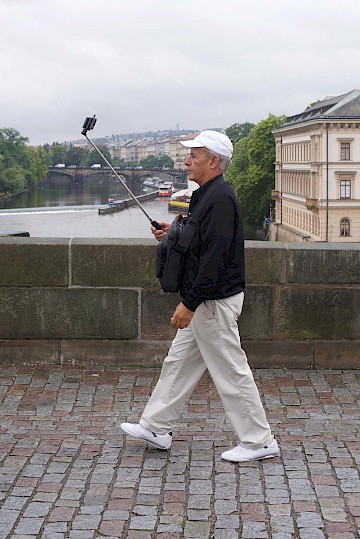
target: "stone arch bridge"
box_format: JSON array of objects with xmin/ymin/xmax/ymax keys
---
[{"xmin": 46, "ymin": 167, "xmax": 187, "ymax": 189}]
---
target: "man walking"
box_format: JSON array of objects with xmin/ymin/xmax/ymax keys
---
[{"xmin": 121, "ymin": 130, "xmax": 278, "ymax": 462}]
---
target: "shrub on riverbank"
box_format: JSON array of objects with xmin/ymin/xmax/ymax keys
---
[{"xmin": 0, "ymin": 128, "xmax": 48, "ymax": 196}]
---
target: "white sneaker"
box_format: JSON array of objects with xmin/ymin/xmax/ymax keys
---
[
  {"xmin": 120, "ymin": 422, "xmax": 172, "ymax": 450},
  {"xmin": 221, "ymin": 439, "xmax": 279, "ymax": 462}
]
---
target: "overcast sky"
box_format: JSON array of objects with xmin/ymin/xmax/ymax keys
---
[{"xmin": 2, "ymin": 0, "xmax": 360, "ymax": 145}]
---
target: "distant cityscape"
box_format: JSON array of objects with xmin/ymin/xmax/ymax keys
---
[
  {"xmin": 70, "ymin": 127, "xmax": 222, "ymax": 147},
  {"xmin": 70, "ymin": 127, "xmax": 224, "ymax": 170}
]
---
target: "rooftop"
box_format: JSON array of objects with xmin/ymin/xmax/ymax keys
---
[{"xmin": 279, "ymin": 89, "xmax": 360, "ymax": 128}]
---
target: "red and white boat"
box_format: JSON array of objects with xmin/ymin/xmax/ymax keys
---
[{"xmin": 158, "ymin": 182, "xmax": 174, "ymax": 197}]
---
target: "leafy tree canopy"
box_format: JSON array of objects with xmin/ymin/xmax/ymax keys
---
[
  {"xmin": 0, "ymin": 128, "xmax": 48, "ymax": 195},
  {"xmin": 140, "ymin": 154, "xmax": 174, "ymax": 169},
  {"xmin": 85, "ymin": 146, "xmax": 112, "ymax": 167},
  {"xmin": 225, "ymin": 122, "xmax": 255, "ymax": 144},
  {"xmin": 225, "ymin": 114, "xmax": 286, "ymax": 232},
  {"xmin": 112, "ymin": 157, "xmax": 127, "ymax": 168}
]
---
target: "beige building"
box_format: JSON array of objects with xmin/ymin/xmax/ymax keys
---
[
  {"xmin": 110, "ymin": 133, "xmax": 199, "ymax": 166},
  {"xmin": 271, "ymin": 89, "xmax": 360, "ymax": 243},
  {"xmin": 111, "ymin": 142, "xmax": 134, "ymax": 162},
  {"xmin": 173, "ymin": 133, "xmax": 200, "ymax": 170},
  {"xmin": 137, "ymin": 141, "xmax": 148, "ymax": 162},
  {"xmin": 146, "ymin": 140, "xmax": 157, "ymax": 158}
]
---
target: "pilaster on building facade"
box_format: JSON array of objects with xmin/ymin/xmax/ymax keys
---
[{"xmin": 271, "ymin": 89, "xmax": 360, "ymax": 243}]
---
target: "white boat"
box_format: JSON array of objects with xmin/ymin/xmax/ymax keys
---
[
  {"xmin": 158, "ymin": 182, "xmax": 174, "ymax": 197},
  {"xmin": 168, "ymin": 179, "xmax": 198, "ymax": 212},
  {"xmin": 143, "ymin": 178, "xmax": 157, "ymax": 186}
]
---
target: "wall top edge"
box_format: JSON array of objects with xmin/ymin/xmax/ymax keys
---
[
  {"xmin": 71, "ymin": 238, "xmax": 155, "ymax": 246},
  {"xmin": 246, "ymin": 240, "xmax": 360, "ymax": 251},
  {"xmin": 0, "ymin": 237, "xmax": 155, "ymax": 246},
  {"xmin": 0, "ymin": 237, "xmax": 359, "ymax": 252},
  {"xmin": 0, "ymin": 237, "xmax": 72, "ymax": 246}
]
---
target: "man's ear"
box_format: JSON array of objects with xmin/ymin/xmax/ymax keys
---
[{"xmin": 209, "ymin": 154, "xmax": 220, "ymax": 169}]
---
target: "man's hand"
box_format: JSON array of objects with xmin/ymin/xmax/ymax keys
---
[
  {"xmin": 170, "ymin": 302, "xmax": 194, "ymax": 329},
  {"xmin": 151, "ymin": 221, "xmax": 170, "ymax": 241}
]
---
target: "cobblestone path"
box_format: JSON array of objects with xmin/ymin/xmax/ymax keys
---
[{"xmin": 0, "ymin": 365, "xmax": 359, "ymax": 538}]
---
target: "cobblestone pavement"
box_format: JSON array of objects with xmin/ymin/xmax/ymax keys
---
[{"xmin": 0, "ymin": 365, "xmax": 359, "ymax": 539}]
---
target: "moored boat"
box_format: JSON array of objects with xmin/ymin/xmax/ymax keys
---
[
  {"xmin": 143, "ymin": 178, "xmax": 157, "ymax": 186},
  {"xmin": 168, "ymin": 188, "xmax": 191, "ymax": 213},
  {"xmin": 158, "ymin": 182, "xmax": 174, "ymax": 197}
]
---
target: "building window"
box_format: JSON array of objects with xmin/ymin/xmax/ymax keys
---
[
  {"xmin": 340, "ymin": 179, "xmax": 351, "ymax": 198},
  {"xmin": 340, "ymin": 218, "xmax": 351, "ymax": 236},
  {"xmin": 340, "ymin": 142, "xmax": 350, "ymax": 160}
]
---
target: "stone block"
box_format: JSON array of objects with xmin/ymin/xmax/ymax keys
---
[
  {"xmin": 141, "ymin": 289, "xmax": 180, "ymax": 339},
  {"xmin": 0, "ymin": 238, "xmax": 69, "ymax": 287},
  {"xmin": 60, "ymin": 339, "xmax": 170, "ymax": 366},
  {"xmin": 239, "ymin": 286, "xmax": 276, "ymax": 339},
  {"xmin": 245, "ymin": 241, "xmax": 287, "ymax": 284},
  {"xmin": 71, "ymin": 239, "xmax": 158, "ymax": 287},
  {"xmin": 0, "ymin": 340, "xmax": 60, "ymax": 364},
  {"xmin": 243, "ymin": 340, "xmax": 314, "ymax": 369},
  {"xmin": 275, "ymin": 287, "xmax": 360, "ymax": 339},
  {"xmin": 314, "ymin": 341, "xmax": 360, "ymax": 369},
  {"xmin": 288, "ymin": 243, "xmax": 360, "ymax": 284},
  {"xmin": 0, "ymin": 288, "xmax": 138, "ymax": 339}
]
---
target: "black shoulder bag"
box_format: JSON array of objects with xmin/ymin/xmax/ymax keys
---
[{"xmin": 156, "ymin": 178, "xmax": 224, "ymax": 293}]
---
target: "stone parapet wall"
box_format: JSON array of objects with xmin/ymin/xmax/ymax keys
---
[{"xmin": 0, "ymin": 238, "xmax": 359, "ymax": 369}]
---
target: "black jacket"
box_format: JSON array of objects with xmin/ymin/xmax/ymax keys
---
[{"xmin": 181, "ymin": 175, "xmax": 245, "ymax": 312}]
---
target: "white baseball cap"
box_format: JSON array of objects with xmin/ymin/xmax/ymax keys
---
[{"xmin": 180, "ymin": 130, "xmax": 233, "ymax": 159}]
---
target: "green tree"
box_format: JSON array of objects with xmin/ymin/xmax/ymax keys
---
[
  {"xmin": 25, "ymin": 148, "xmax": 48, "ymax": 187},
  {"xmin": 112, "ymin": 157, "xmax": 126, "ymax": 168},
  {"xmin": 0, "ymin": 127, "xmax": 28, "ymax": 148},
  {"xmin": 140, "ymin": 155, "xmax": 158, "ymax": 168},
  {"xmin": 48, "ymin": 143, "xmax": 67, "ymax": 166},
  {"xmin": 85, "ymin": 146, "xmax": 112, "ymax": 166},
  {"xmin": 226, "ymin": 114, "xmax": 286, "ymax": 232},
  {"xmin": 225, "ymin": 122, "xmax": 255, "ymax": 144},
  {"xmin": 1, "ymin": 166, "xmax": 26, "ymax": 193},
  {"xmin": 158, "ymin": 155, "xmax": 174, "ymax": 169},
  {"xmin": 0, "ymin": 127, "xmax": 48, "ymax": 195},
  {"xmin": 0, "ymin": 128, "xmax": 29, "ymax": 168},
  {"xmin": 66, "ymin": 144, "xmax": 87, "ymax": 166},
  {"xmin": 140, "ymin": 154, "xmax": 175, "ymax": 169}
]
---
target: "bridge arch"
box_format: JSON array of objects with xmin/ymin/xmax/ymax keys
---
[{"xmin": 46, "ymin": 167, "xmax": 187, "ymax": 186}]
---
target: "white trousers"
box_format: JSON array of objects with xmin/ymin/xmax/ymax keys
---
[{"xmin": 140, "ymin": 292, "xmax": 273, "ymax": 449}]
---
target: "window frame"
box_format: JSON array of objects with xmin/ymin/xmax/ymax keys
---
[
  {"xmin": 340, "ymin": 218, "xmax": 351, "ymax": 237},
  {"xmin": 335, "ymin": 171, "xmax": 356, "ymax": 200},
  {"xmin": 340, "ymin": 179, "xmax": 351, "ymax": 199},
  {"xmin": 337, "ymin": 138, "xmax": 354, "ymax": 161}
]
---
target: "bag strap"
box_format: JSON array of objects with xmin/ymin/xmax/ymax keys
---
[{"xmin": 175, "ymin": 177, "xmax": 224, "ymax": 254}]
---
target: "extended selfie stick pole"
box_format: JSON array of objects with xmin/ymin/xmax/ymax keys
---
[{"xmin": 81, "ymin": 116, "xmax": 162, "ymax": 230}]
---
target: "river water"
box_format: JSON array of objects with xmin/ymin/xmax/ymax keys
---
[{"xmin": 0, "ymin": 177, "xmax": 177, "ymax": 238}]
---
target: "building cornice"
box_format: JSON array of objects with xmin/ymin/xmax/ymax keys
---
[{"xmin": 273, "ymin": 119, "xmax": 360, "ymax": 137}]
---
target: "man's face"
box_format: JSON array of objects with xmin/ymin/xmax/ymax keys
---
[{"xmin": 184, "ymin": 147, "xmax": 214, "ymax": 186}]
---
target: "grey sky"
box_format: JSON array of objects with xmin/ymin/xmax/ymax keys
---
[{"xmin": 1, "ymin": 0, "xmax": 360, "ymax": 145}]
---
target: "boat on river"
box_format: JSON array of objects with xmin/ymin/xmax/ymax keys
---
[
  {"xmin": 143, "ymin": 178, "xmax": 157, "ymax": 187},
  {"xmin": 168, "ymin": 179, "xmax": 199, "ymax": 213},
  {"xmin": 158, "ymin": 182, "xmax": 174, "ymax": 197},
  {"xmin": 168, "ymin": 188, "xmax": 191, "ymax": 213}
]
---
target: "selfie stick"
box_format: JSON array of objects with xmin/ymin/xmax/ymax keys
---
[{"xmin": 81, "ymin": 116, "xmax": 162, "ymax": 230}]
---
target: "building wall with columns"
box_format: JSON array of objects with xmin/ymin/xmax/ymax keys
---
[{"xmin": 271, "ymin": 119, "xmax": 360, "ymax": 243}]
